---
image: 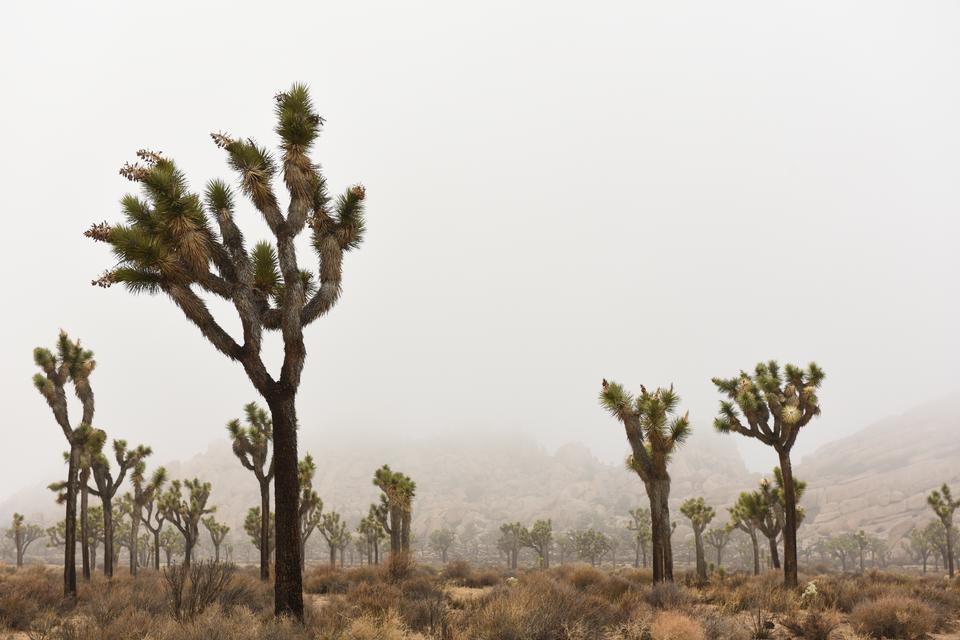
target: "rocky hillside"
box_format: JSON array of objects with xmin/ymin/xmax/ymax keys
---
[{"xmin": 797, "ymin": 391, "xmax": 960, "ymax": 545}]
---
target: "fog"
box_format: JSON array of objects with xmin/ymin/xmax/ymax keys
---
[{"xmin": 2, "ymin": 1, "xmax": 958, "ymax": 500}]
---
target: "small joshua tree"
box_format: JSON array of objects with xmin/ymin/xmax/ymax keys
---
[
  {"xmin": 928, "ymin": 483, "xmax": 959, "ymax": 577},
  {"xmin": 600, "ymin": 381, "xmax": 690, "ymax": 583},
  {"xmin": 132, "ymin": 463, "xmax": 167, "ymax": 573},
  {"xmin": 712, "ymin": 361, "xmax": 824, "ymax": 587},
  {"xmin": 159, "ymin": 528, "xmax": 184, "ymax": 567},
  {"xmin": 32, "ymin": 331, "xmax": 96, "ymax": 597},
  {"xmin": 319, "ymin": 511, "xmax": 347, "ymax": 567},
  {"xmin": 910, "ymin": 525, "xmax": 936, "ymax": 573},
  {"xmin": 161, "ymin": 478, "xmax": 214, "ymax": 566},
  {"xmin": 704, "ymin": 526, "xmax": 731, "ymax": 568},
  {"xmin": 680, "ymin": 497, "xmax": 715, "ymax": 583},
  {"xmin": 627, "ymin": 507, "xmax": 652, "ymax": 568},
  {"xmin": 357, "ymin": 512, "xmax": 385, "ymax": 565},
  {"xmin": 520, "ymin": 519, "xmax": 553, "ymax": 568},
  {"xmin": 730, "ymin": 493, "xmax": 762, "ymax": 575},
  {"xmin": 298, "ymin": 454, "xmax": 323, "ymax": 569},
  {"xmin": 498, "ymin": 523, "xmax": 524, "ymax": 569},
  {"xmin": 373, "ymin": 465, "xmax": 416, "ymax": 557},
  {"xmin": 245, "ymin": 507, "xmax": 276, "ymax": 559},
  {"xmin": 6, "ymin": 514, "xmax": 44, "ymax": 568},
  {"xmin": 228, "ymin": 402, "xmax": 274, "ymax": 580},
  {"xmin": 86, "ymin": 432, "xmax": 151, "ymax": 577},
  {"xmin": 203, "ymin": 517, "xmax": 230, "ymax": 562},
  {"xmin": 429, "ymin": 528, "xmax": 456, "ymax": 564},
  {"xmin": 87, "ymin": 84, "xmax": 367, "ymax": 619}
]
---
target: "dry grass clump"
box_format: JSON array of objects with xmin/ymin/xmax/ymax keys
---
[
  {"xmin": 708, "ymin": 571, "xmax": 795, "ymax": 613},
  {"xmin": 645, "ymin": 582, "xmax": 693, "ymax": 610},
  {"xmin": 850, "ymin": 594, "xmax": 936, "ymax": 639},
  {"xmin": 441, "ymin": 559, "xmax": 501, "ymax": 588},
  {"xmin": 649, "ymin": 611, "xmax": 705, "ymax": 640},
  {"xmin": 781, "ymin": 608, "xmax": 841, "ymax": 640},
  {"xmin": 0, "ymin": 565, "xmax": 62, "ymax": 630}
]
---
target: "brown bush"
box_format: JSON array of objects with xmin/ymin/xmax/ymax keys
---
[
  {"xmin": 781, "ymin": 608, "xmax": 840, "ymax": 640},
  {"xmin": 649, "ymin": 611, "xmax": 705, "ymax": 640},
  {"xmin": 850, "ymin": 595, "xmax": 936, "ymax": 639},
  {"xmin": 645, "ymin": 583, "xmax": 692, "ymax": 610},
  {"xmin": 304, "ymin": 564, "xmax": 351, "ymax": 594},
  {"xmin": 443, "ymin": 559, "xmax": 472, "ymax": 582}
]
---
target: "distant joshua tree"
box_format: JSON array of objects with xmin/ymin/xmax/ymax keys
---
[
  {"xmin": 159, "ymin": 528, "xmax": 184, "ymax": 567},
  {"xmin": 357, "ymin": 512, "xmax": 385, "ymax": 565},
  {"xmin": 5, "ymin": 514, "xmax": 44, "ymax": 568},
  {"xmin": 927, "ymin": 483, "xmax": 959, "ymax": 578},
  {"xmin": 160, "ymin": 479, "xmax": 214, "ymax": 566},
  {"xmin": 245, "ymin": 507, "xmax": 276, "ymax": 560},
  {"xmin": 680, "ymin": 497, "xmax": 715, "ymax": 582},
  {"xmin": 87, "ymin": 84, "xmax": 367, "ymax": 620},
  {"xmin": 910, "ymin": 524, "xmax": 936, "ymax": 573},
  {"xmin": 32, "ymin": 331, "xmax": 96, "ymax": 597},
  {"xmin": 86, "ymin": 432, "xmax": 151, "ymax": 577},
  {"xmin": 729, "ymin": 493, "xmax": 761, "ymax": 575},
  {"xmin": 319, "ymin": 511, "xmax": 347, "ymax": 567},
  {"xmin": 203, "ymin": 517, "xmax": 230, "ymax": 562},
  {"xmin": 298, "ymin": 454, "xmax": 323, "ymax": 569},
  {"xmin": 827, "ymin": 533, "xmax": 857, "ymax": 572},
  {"xmin": 228, "ymin": 402, "xmax": 274, "ymax": 580},
  {"xmin": 131, "ymin": 463, "xmax": 167, "ymax": 574},
  {"xmin": 520, "ymin": 519, "xmax": 553, "ymax": 568},
  {"xmin": 712, "ymin": 361, "xmax": 824, "ymax": 588},
  {"xmin": 704, "ymin": 526, "xmax": 731, "ymax": 568},
  {"xmin": 45, "ymin": 520, "xmax": 70, "ymax": 551},
  {"xmin": 600, "ymin": 381, "xmax": 691, "ymax": 583},
  {"xmin": 498, "ymin": 523, "xmax": 524, "ymax": 569},
  {"xmin": 574, "ymin": 529, "xmax": 610, "ymax": 567},
  {"xmin": 627, "ymin": 507, "xmax": 652, "ymax": 568},
  {"xmin": 373, "ymin": 466, "xmax": 416, "ymax": 557},
  {"xmin": 429, "ymin": 528, "xmax": 456, "ymax": 563}
]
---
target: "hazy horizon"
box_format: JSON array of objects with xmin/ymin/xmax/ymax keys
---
[{"xmin": 3, "ymin": 1, "xmax": 959, "ymax": 501}]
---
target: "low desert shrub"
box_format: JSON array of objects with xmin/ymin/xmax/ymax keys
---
[
  {"xmin": 781, "ymin": 608, "xmax": 840, "ymax": 640},
  {"xmin": 304, "ymin": 565, "xmax": 351, "ymax": 594},
  {"xmin": 645, "ymin": 583, "xmax": 691, "ymax": 610},
  {"xmin": 649, "ymin": 611, "xmax": 705, "ymax": 640},
  {"xmin": 850, "ymin": 594, "xmax": 936, "ymax": 639},
  {"xmin": 163, "ymin": 560, "xmax": 236, "ymax": 622}
]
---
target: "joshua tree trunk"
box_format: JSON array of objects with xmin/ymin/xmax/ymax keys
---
[
  {"xmin": 79, "ymin": 470, "xmax": 90, "ymax": 581},
  {"xmin": 102, "ymin": 495, "xmax": 115, "ymax": 577},
  {"xmin": 694, "ymin": 530, "xmax": 707, "ymax": 582},
  {"xmin": 649, "ymin": 479, "xmax": 674, "ymax": 582},
  {"xmin": 259, "ymin": 481, "xmax": 271, "ymax": 580},
  {"xmin": 328, "ymin": 545, "xmax": 336, "ymax": 567},
  {"xmin": 749, "ymin": 529, "xmax": 760, "ymax": 575},
  {"xmin": 91, "ymin": 540, "xmax": 98, "ymax": 572},
  {"xmin": 400, "ymin": 511, "xmax": 411, "ymax": 553},
  {"xmin": 268, "ymin": 394, "xmax": 303, "ymax": 617},
  {"xmin": 63, "ymin": 446, "xmax": 80, "ymax": 595},
  {"xmin": 716, "ymin": 546, "xmax": 722, "ymax": 567},
  {"xmin": 777, "ymin": 451, "xmax": 799, "ymax": 587},
  {"xmin": 130, "ymin": 505, "xmax": 140, "ymax": 576},
  {"xmin": 768, "ymin": 535, "xmax": 781, "ymax": 570},
  {"xmin": 153, "ymin": 531, "xmax": 161, "ymax": 570}
]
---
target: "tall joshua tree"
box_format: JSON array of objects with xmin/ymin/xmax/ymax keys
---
[
  {"xmin": 87, "ymin": 84, "xmax": 367, "ymax": 619},
  {"xmin": 32, "ymin": 331, "xmax": 96, "ymax": 597},
  {"xmin": 357, "ymin": 512, "xmax": 385, "ymax": 565},
  {"xmin": 228, "ymin": 402, "xmax": 274, "ymax": 580},
  {"xmin": 6, "ymin": 514, "xmax": 44, "ymax": 568},
  {"xmin": 203, "ymin": 516, "xmax": 230, "ymax": 562},
  {"xmin": 498, "ymin": 523, "xmax": 524, "ymax": 569},
  {"xmin": 319, "ymin": 511, "xmax": 347, "ymax": 567},
  {"xmin": 373, "ymin": 466, "xmax": 416, "ymax": 556},
  {"xmin": 87, "ymin": 433, "xmax": 151, "ymax": 577},
  {"xmin": 680, "ymin": 497, "xmax": 715, "ymax": 583},
  {"xmin": 131, "ymin": 464, "xmax": 166, "ymax": 574},
  {"xmin": 160, "ymin": 478, "xmax": 214, "ymax": 567},
  {"xmin": 298, "ymin": 454, "xmax": 323, "ymax": 569},
  {"xmin": 928, "ymin": 483, "xmax": 959, "ymax": 578},
  {"xmin": 627, "ymin": 507, "xmax": 652, "ymax": 568},
  {"xmin": 712, "ymin": 361, "xmax": 824, "ymax": 588},
  {"xmin": 600, "ymin": 381, "xmax": 691, "ymax": 583},
  {"xmin": 704, "ymin": 526, "xmax": 731, "ymax": 568}
]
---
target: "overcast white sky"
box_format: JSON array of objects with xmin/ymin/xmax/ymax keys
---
[{"xmin": 2, "ymin": 1, "xmax": 958, "ymax": 499}]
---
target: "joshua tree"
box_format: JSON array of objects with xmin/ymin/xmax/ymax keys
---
[
  {"xmin": 46, "ymin": 520, "xmax": 70, "ymax": 551},
  {"xmin": 159, "ymin": 528, "xmax": 184, "ymax": 567},
  {"xmin": 202, "ymin": 516, "xmax": 230, "ymax": 562},
  {"xmin": 627, "ymin": 507, "xmax": 652, "ymax": 568},
  {"xmin": 680, "ymin": 497, "xmax": 715, "ymax": 582},
  {"xmin": 86, "ymin": 505, "xmax": 105, "ymax": 571},
  {"xmin": 853, "ymin": 530, "xmax": 869, "ymax": 573},
  {"xmin": 131, "ymin": 463, "xmax": 166, "ymax": 574},
  {"xmin": 32, "ymin": 331, "xmax": 96, "ymax": 597},
  {"xmin": 574, "ymin": 529, "xmax": 610, "ymax": 567},
  {"xmin": 245, "ymin": 507, "xmax": 276, "ymax": 560},
  {"xmin": 319, "ymin": 511, "xmax": 347, "ymax": 567},
  {"xmin": 730, "ymin": 494, "xmax": 761, "ymax": 575},
  {"xmin": 337, "ymin": 531, "xmax": 352, "ymax": 568},
  {"xmin": 298, "ymin": 454, "xmax": 323, "ymax": 569},
  {"xmin": 357, "ymin": 513, "xmax": 385, "ymax": 565},
  {"xmin": 497, "ymin": 522, "xmax": 524, "ymax": 569},
  {"xmin": 712, "ymin": 361, "xmax": 824, "ymax": 588},
  {"xmin": 160, "ymin": 478, "xmax": 214, "ymax": 566},
  {"xmin": 86, "ymin": 433, "xmax": 151, "ymax": 577},
  {"xmin": 87, "ymin": 84, "xmax": 367, "ymax": 619},
  {"xmin": 373, "ymin": 466, "xmax": 416, "ymax": 556},
  {"xmin": 228, "ymin": 402, "xmax": 274, "ymax": 580},
  {"xmin": 520, "ymin": 519, "xmax": 553, "ymax": 568},
  {"xmin": 5, "ymin": 514, "xmax": 44, "ymax": 568},
  {"xmin": 828, "ymin": 533, "xmax": 857, "ymax": 572},
  {"xmin": 600, "ymin": 381, "xmax": 691, "ymax": 583},
  {"xmin": 910, "ymin": 525, "xmax": 936, "ymax": 573},
  {"xmin": 927, "ymin": 483, "xmax": 959, "ymax": 578},
  {"xmin": 429, "ymin": 528, "xmax": 456, "ymax": 563},
  {"xmin": 704, "ymin": 526, "xmax": 731, "ymax": 568}
]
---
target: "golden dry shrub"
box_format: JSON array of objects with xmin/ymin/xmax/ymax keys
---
[
  {"xmin": 649, "ymin": 611, "xmax": 705, "ymax": 640},
  {"xmin": 850, "ymin": 595, "xmax": 936, "ymax": 640}
]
